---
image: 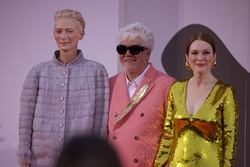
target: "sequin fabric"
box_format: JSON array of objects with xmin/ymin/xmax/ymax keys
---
[{"xmin": 154, "ymin": 77, "xmax": 239, "ymax": 167}]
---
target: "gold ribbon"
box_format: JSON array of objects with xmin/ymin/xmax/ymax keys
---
[{"xmin": 113, "ymin": 78, "xmax": 152, "ymax": 126}]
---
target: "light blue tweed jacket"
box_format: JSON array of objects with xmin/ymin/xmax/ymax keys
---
[{"xmin": 17, "ymin": 50, "xmax": 110, "ymax": 167}]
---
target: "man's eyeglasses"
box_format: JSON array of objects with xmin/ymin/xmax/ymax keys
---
[{"xmin": 116, "ymin": 45, "xmax": 148, "ymax": 55}]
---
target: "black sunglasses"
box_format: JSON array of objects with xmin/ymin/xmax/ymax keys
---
[{"xmin": 116, "ymin": 45, "xmax": 148, "ymax": 55}]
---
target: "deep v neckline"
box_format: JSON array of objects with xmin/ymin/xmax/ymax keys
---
[{"xmin": 184, "ymin": 77, "xmax": 219, "ymax": 118}]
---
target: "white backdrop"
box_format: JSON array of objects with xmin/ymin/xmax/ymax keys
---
[{"xmin": 0, "ymin": 0, "xmax": 249, "ymax": 166}]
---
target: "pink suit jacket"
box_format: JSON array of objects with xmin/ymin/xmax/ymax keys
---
[{"xmin": 108, "ymin": 65, "xmax": 175, "ymax": 167}]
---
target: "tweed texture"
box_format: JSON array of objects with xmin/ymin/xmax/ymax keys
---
[{"xmin": 17, "ymin": 50, "xmax": 109, "ymax": 167}]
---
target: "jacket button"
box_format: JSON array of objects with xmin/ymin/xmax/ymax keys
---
[
  {"xmin": 113, "ymin": 136, "xmax": 117, "ymax": 140},
  {"xmin": 114, "ymin": 113, "xmax": 118, "ymax": 117},
  {"xmin": 134, "ymin": 136, "xmax": 139, "ymax": 140},
  {"xmin": 134, "ymin": 159, "xmax": 138, "ymax": 163},
  {"xmin": 140, "ymin": 113, "xmax": 144, "ymax": 117}
]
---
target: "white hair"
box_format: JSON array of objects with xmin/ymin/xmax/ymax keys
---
[{"xmin": 117, "ymin": 22, "xmax": 155, "ymax": 50}]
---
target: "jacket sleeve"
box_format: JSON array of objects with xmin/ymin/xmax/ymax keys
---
[
  {"xmin": 223, "ymin": 86, "xmax": 239, "ymax": 166},
  {"xmin": 154, "ymin": 89, "xmax": 174, "ymax": 167},
  {"xmin": 17, "ymin": 66, "xmax": 39, "ymax": 165},
  {"xmin": 93, "ymin": 65, "xmax": 110, "ymax": 139}
]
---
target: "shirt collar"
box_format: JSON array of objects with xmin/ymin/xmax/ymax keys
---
[{"xmin": 125, "ymin": 63, "xmax": 150, "ymax": 87}]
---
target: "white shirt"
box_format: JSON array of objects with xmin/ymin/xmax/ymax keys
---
[{"xmin": 125, "ymin": 64, "xmax": 150, "ymax": 99}]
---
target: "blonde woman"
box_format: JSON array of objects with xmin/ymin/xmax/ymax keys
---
[{"xmin": 17, "ymin": 9, "xmax": 109, "ymax": 167}]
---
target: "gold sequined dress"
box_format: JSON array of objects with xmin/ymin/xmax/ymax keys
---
[{"xmin": 154, "ymin": 77, "xmax": 239, "ymax": 167}]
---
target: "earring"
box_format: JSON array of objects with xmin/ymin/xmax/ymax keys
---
[
  {"xmin": 186, "ymin": 61, "xmax": 191, "ymax": 70},
  {"xmin": 212, "ymin": 60, "xmax": 217, "ymax": 68}
]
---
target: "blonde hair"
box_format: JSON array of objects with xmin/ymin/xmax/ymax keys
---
[{"xmin": 54, "ymin": 9, "xmax": 85, "ymax": 31}]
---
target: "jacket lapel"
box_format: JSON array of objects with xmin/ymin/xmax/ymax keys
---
[
  {"xmin": 131, "ymin": 67, "xmax": 155, "ymax": 100},
  {"xmin": 113, "ymin": 71, "xmax": 130, "ymax": 111},
  {"xmin": 113, "ymin": 65, "xmax": 156, "ymax": 127}
]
